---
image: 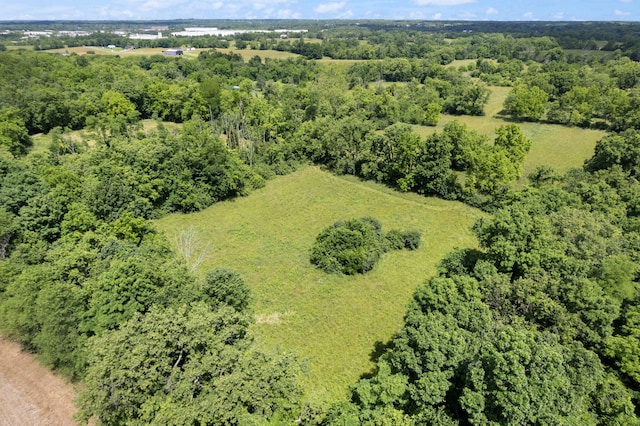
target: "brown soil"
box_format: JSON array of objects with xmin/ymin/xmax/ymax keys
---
[{"xmin": 0, "ymin": 337, "xmax": 78, "ymax": 426}]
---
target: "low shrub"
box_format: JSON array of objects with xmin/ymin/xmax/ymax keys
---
[{"xmin": 310, "ymin": 217, "xmax": 422, "ymax": 275}]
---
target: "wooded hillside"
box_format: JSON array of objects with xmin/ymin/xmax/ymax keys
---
[{"xmin": 0, "ymin": 20, "xmax": 639, "ymax": 424}]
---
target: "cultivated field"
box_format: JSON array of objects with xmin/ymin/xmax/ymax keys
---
[
  {"xmin": 0, "ymin": 337, "xmax": 78, "ymax": 425},
  {"xmin": 157, "ymin": 166, "xmax": 483, "ymax": 404}
]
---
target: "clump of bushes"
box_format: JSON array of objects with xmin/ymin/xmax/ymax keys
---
[{"xmin": 310, "ymin": 217, "xmax": 421, "ymax": 275}]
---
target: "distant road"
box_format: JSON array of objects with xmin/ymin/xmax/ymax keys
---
[{"xmin": 0, "ymin": 337, "xmax": 78, "ymax": 426}]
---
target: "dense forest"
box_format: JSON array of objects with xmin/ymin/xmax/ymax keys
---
[{"xmin": 1, "ymin": 20, "xmax": 640, "ymax": 424}]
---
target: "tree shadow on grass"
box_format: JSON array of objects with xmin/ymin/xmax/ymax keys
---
[{"xmin": 359, "ymin": 339, "xmax": 394, "ymax": 380}]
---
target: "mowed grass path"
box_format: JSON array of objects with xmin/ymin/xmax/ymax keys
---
[
  {"xmin": 157, "ymin": 166, "xmax": 482, "ymax": 404},
  {"xmin": 413, "ymin": 86, "xmax": 606, "ymax": 178}
]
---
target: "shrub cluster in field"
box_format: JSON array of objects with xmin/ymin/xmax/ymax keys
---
[{"xmin": 310, "ymin": 217, "xmax": 421, "ymax": 275}]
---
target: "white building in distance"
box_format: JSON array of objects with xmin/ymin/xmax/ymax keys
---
[
  {"xmin": 171, "ymin": 27, "xmax": 307, "ymax": 37},
  {"xmin": 129, "ymin": 32, "xmax": 164, "ymax": 40}
]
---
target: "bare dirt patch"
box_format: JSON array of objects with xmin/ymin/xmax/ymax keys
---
[
  {"xmin": 0, "ymin": 337, "xmax": 78, "ymax": 426},
  {"xmin": 255, "ymin": 311, "xmax": 295, "ymax": 325}
]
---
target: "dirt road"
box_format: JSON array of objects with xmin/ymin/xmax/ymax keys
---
[{"xmin": 0, "ymin": 337, "xmax": 78, "ymax": 426}]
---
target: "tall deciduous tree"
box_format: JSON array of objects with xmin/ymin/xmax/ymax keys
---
[
  {"xmin": 504, "ymin": 83, "xmax": 548, "ymax": 121},
  {"xmin": 78, "ymin": 303, "xmax": 301, "ymax": 425},
  {"xmin": 0, "ymin": 107, "xmax": 31, "ymax": 155}
]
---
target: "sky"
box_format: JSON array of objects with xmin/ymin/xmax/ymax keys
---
[{"xmin": 1, "ymin": 0, "xmax": 639, "ymax": 22}]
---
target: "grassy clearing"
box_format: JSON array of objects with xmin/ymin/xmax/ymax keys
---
[
  {"xmin": 413, "ymin": 86, "xmax": 605, "ymax": 178},
  {"xmin": 6, "ymin": 45, "xmax": 34, "ymax": 51},
  {"xmin": 156, "ymin": 166, "xmax": 482, "ymax": 405},
  {"xmin": 448, "ymin": 59, "xmax": 479, "ymax": 69},
  {"xmin": 215, "ymin": 47, "xmax": 300, "ymax": 61},
  {"xmin": 317, "ymin": 58, "xmax": 375, "ymax": 66},
  {"xmin": 30, "ymin": 119, "xmax": 181, "ymax": 153},
  {"xmin": 43, "ymin": 46, "xmax": 202, "ymax": 58},
  {"xmin": 39, "ymin": 43, "xmax": 298, "ymax": 61}
]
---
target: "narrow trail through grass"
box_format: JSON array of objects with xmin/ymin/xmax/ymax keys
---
[{"xmin": 157, "ymin": 166, "xmax": 482, "ymax": 404}]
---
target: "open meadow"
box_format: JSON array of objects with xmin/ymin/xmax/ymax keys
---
[
  {"xmin": 157, "ymin": 166, "xmax": 483, "ymax": 404},
  {"xmin": 42, "ymin": 45, "xmax": 300, "ymax": 61},
  {"xmin": 413, "ymin": 85, "xmax": 606, "ymax": 179},
  {"xmin": 23, "ymin": 50, "xmax": 608, "ymax": 407},
  {"xmin": 155, "ymin": 83, "xmax": 606, "ymax": 403},
  {"xmin": 213, "ymin": 47, "xmax": 300, "ymax": 61}
]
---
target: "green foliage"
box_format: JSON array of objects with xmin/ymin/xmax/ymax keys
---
[
  {"xmin": 31, "ymin": 280, "xmax": 88, "ymax": 377},
  {"xmin": 310, "ymin": 217, "xmax": 422, "ymax": 275},
  {"xmin": 78, "ymin": 303, "xmax": 302, "ymax": 425},
  {"xmin": 494, "ymin": 124, "xmax": 532, "ymax": 165},
  {"xmin": 0, "ymin": 107, "xmax": 31, "ymax": 155},
  {"xmin": 384, "ymin": 229, "xmax": 422, "ymax": 251},
  {"xmin": 0, "ymin": 207, "xmax": 18, "ymax": 259},
  {"xmin": 202, "ymin": 268, "xmax": 251, "ymax": 312},
  {"xmin": 100, "ymin": 90, "xmax": 139, "ymax": 120},
  {"xmin": 401, "ymin": 230, "xmax": 421, "ymax": 250},
  {"xmin": 606, "ymin": 304, "xmax": 640, "ymax": 386},
  {"xmin": 460, "ymin": 325, "xmax": 601, "ymax": 425},
  {"xmin": 3, "ymin": 23, "xmax": 640, "ymax": 424},
  {"xmin": 337, "ymin": 152, "xmax": 640, "ymax": 422},
  {"xmin": 335, "ymin": 268, "xmax": 636, "ymax": 424},
  {"xmin": 504, "ymin": 83, "xmax": 549, "ymax": 121},
  {"xmin": 82, "ymin": 256, "xmax": 178, "ymax": 334},
  {"xmin": 310, "ymin": 217, "xmax": 387, "ymax": 275},
  {"xmin": 157, "ymin": 165, "xmax": 482, "ymax": 403},
  {"xmin": 463, "ymin": 124, "xmax": 531, "ymax": 198},
  {"xmin": 585, "ymin": 129, "xmax": 640, "ymax": 178}
]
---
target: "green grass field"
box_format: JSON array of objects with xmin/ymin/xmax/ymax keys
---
[
  {"xmin": 26, "ymin": 76, "xmax": 605, "ymax": 406},
  {"xmin": 214, "ymin": 47, "xmax": 300, "ymax": 61},
  {"xmin": 42, "ymin": 45, "xmax": 298, "ymax": 61},
  {"xmin": 43, "ymin": 46, "xmax": 200, "ymax": 58},
  {"xmin": 413, "ymin": 86, "xmax": 606, "ymax": 179},
  {"xmin": 156, "ymin": 166, "xmax": 482, "ymax": 404}
]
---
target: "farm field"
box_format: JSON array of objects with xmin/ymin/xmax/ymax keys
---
[
  {"xmin": 213, "ymin": 47, "xmax": 300, "ymax": 60},
  {"xmin": 44, "ymin": 46, "xmax": 198, "ymax": 58},
  {"xmin": 42, "ymin": 45, "xmax": 300, "ymax": 61},
  {"xmin": 0, "ymin": 337, "xmax": 78, "ymax": 425},
  {"xmin": 156, "ymin": 166, "xmax": 483, "ymax": 404}
]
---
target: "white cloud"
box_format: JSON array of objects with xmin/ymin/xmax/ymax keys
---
[
  {"xmin": 338, "ymin": 8, "xmax": 353, "ymax": 18},
  {"xmin": 457, "ymin": 10, "xmax": 477, "ymax": 19},
  {"xmin": 614, "ymin": 9, "xmax": 631, "ymax": 15},
  {"xmin": 553, "ymin": 11, "xmax": 564, "ymax": 19},
  {"xmin": 277, "ymin": 8, "xmax": 301, "ymax": 18},
  {"xmin": 141, "ymin": 0, "xmax": 187, "ymax": 11},
  {"xmin": 314, "ymin": 1, "xmax": 346, "ymax": 13},
  {"xmin": 414, "ymin": 0, "xmax": 475, "ymax": 5},
  {"xmin": 253, "ymin": 0, "xmax": 295, "ymax": 10},
  {"xmin": 432, "ymin": 12, "xmax": 442, "ymax": 19},
  {"xmin": 486, "ymin": 7, "xmax": 498, "ymax": 15},
  {"xmin": 523, "ymin": 11, "xmax": 534, "ymax": 19}
]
